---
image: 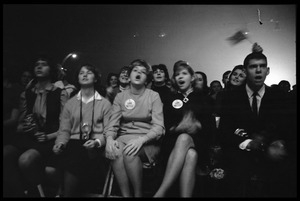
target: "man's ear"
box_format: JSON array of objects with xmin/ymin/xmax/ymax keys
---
[{"xmin": 266, "ymin": 67, "xmax": 270, "ymax": 76}]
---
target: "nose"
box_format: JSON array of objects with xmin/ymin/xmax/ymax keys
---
[{"xmin": 256, "ymin": 66, "xmax": 262, "ymax": 72}]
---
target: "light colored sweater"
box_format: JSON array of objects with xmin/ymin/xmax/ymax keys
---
[
  {"xmin": 104, "ymin": 88, "xmax": 165, "ymax": 142},
  {"xmin": 56, "ymin": 91, "xmax": 112, "ymax": 146}
]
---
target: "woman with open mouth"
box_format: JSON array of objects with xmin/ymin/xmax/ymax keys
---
[
  {"xmin": 104, "ymin": 59, "xmax": 165, "ymax": 197},
  {"xmin": 154, "ymin": 60, "xmax": 215, "ymax": 197}
]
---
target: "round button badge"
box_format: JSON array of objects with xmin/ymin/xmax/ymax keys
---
[
  {"xmin": 172, "ymin": 99, "xmax": 183, "ymax": 109},
  {"xmin": 125, "ymin": 99, "xmax": 135, "ymax": 109}
]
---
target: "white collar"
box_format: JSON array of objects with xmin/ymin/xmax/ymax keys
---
[
  {"xmin": 76, "ymin": 90, "xmax": 102, "ymax": 103},
  {"xmin": 245, "ymin": 84, "xmax": 265, "ymax": 98}
]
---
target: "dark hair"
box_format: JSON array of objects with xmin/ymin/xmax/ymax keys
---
[
  {"xmin": 119, "ymin": 66, "xmax": 131, "ymax": 76},
  {"xmin": 227, "ymin": 65, "xmax": 246, "ymax": 89},
  {"xmin": 106, "ymin": 73, "xmax": 119, "ymax": 86},
  {"xmin": 243, "ymin": 52, "xmax": 267, "ymax": 68},
  {"xmin": 33, "ymin": 55, "xmax": 57, "ymax": 82},
  {"xmin": 222, "ymin": 70, "xmax": 231, "ymax": 79},
  {"xmin": 73, "ymin": 63, "xmax": 105, "ymax": 96},
  {"xmin": 152, "ymin": 64, "xmax": 170, "ymax": 82},
  {"xmin": 210, "ymin": 80, "xmax": 222, "ymax": 88},
  {"xmin": 195, "ymin": 71, "xmax": 209, "ymax": 94},
  {"xmin": 171, "ymin": 60, "xmax": 195, "ymax": 92},
  {"xmin": 129, "ymin": 59, "xmax": 153, "ymax": 84}
]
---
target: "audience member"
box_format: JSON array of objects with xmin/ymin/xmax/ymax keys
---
[
  {"xmin": 105, "ymin": 72, "xmax": 119, "ymax": 104},
  {"xmin": 154, "ymin": 60, "xmax": 215, "ymax": 197},
  {"xmin": 219, "ymin": 43, "xmax": 295, "ymax": 197},
  {"xmin": 3, "ymin": 55, "xmax": 68, "ymax": 197},
  {"xmin": 104, "ymin": 59, "xmax": 165, "ymax": 197},
  {"xmin": 151, "ymin": 64, "xmax": 172, "ymax": 104},
  {"xmin": 278, "ymin": 80, "xmax": 291, "ymax": 93},
  {"xmin": 52, "ymin": 64, "xmax": 111, "ymax": 197},
  {"xmin": 222, "ymin": 70, "xmax": 231, "ymax": 89},
  {"xmin": 194, "ymin": 71, "xmax": 210, "ymax": 95},
  {"xmin": 54, "ymin": 64, "xmax": 76, "ymax": 98}
]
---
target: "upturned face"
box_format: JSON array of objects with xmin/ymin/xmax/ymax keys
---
[
  {"xmin": 246, "ymin": 59, "xmax": 269, "ymax": 90},
  {"xmin": 174, "ymin": 67, "xmax": 194, "ymax": 93},
  {"xmin": 230, "ymin": 69, "xmax": 246, "ymax": 86},
  {"xmin": 34, "ymin": 59, "xmax": 50, "ymax": 78},
  {"xmin": 78, "ymin": 66, "xmax": 96, "ymax": 87},
  {"xmin": 129, "ymin": 66, "xmax": 148, "ymax": 86}
]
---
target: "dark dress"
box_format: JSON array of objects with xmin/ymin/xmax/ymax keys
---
[{"xmin": 161, "ymin": 90, "xmax": 215, "ymax": 169}]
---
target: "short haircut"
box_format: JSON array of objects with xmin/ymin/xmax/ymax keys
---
[
  {"xmin": 243, "ymin": 52, "xmax": 267, "ymax": 67},
  {"xmin": 152, "ymin": 64, "xmax": 170, "ymax": 82}
]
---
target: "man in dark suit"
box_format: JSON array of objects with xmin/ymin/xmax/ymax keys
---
[{"xmin": 219, "ymin": 43, "xmax": 295, "ymax": 197}]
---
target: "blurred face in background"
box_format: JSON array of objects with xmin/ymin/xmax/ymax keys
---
[
  {"xmin": 119, "ymin": 69, "xmax": 129, "ymax": 85},
  {"xmin": 109, "ymin": 75, "xmax": 118, "ymax": 88},
  {"xmin": 222, "ymin": 71, "xmax": 231, "ymax": 87},
  {"xmin": 21, "ymin": 71, "xmax": 32, "ymax": 86},
  {"xmin": 230, "ymin": 69, "xmax": 246, "ymax": 86},
  {"xmin": 210, "ymin": 81, "xmax": 222, "ymax": 94},
  {"xmin": 34, "ymin": 59, "xmax": 50, "ymax": 79},
  {"xmin": 194, "ymin": 72, "xmax": 204, "ymax": 90}
]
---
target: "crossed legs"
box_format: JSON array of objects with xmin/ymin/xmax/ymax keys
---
[{"xmin": 154, "ymin": 133, "xmax": 198, "ymax": 197}]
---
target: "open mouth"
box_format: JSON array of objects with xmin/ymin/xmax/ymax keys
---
[
  {"xmin": 135, "ymin": 75, "xmax": 141, "ymax": 80},
  {"xmin": 255, "ymin": 75, "xmax": 262, "ymax": 80},
  {"xmin": 178, "ymin": 80, "xmax": 185, "ymax": 85}
]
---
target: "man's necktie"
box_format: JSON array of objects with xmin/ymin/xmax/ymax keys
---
[{"xmin": 252, "ymin": 91, "xmax": 258, "ymax": 115}]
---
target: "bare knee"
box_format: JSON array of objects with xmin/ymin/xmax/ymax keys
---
[
  {"xmin": 18, "ymin": 149, "xmax": 41, "ymax": 169},
  {"xmin": 123, "ymin": 153, "xmax": 138, "ymax": 163},
  {"xmin": 175, "ymin": 134, "xmax": 194, "ymax": 148},
  {"xmin": 186, "ymin": 149, "xmax": 198, "ymax": 164}
]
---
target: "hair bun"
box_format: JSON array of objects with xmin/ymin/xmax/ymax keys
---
[{"xmin": 252, "ymin": 42, "xmax": 263, "ymax": 53}]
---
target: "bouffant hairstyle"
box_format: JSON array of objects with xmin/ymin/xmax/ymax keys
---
[
  {"xmin": 171, "ymin": 60, "xmax": 195, "ymax": 92},
  {"xmin": 129, "ymin": 59, "xmax": 153, "ymax": 85}
]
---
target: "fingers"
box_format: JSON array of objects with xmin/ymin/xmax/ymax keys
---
[{"xmin": 123, "ymin": 143, "xmax": 140, "ymax": 156}]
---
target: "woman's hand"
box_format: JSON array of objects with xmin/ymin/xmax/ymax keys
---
[
  {"xmin": 105, "ymin": 137, "xmax": 120, "ymax": 160},
  {"xmin": 34, "ymin": 131, "xmax": 48, "ymax": 142},
  {"xmin": 123, "ymin": 137, "xmax": 145, "ymax": 156},
  {"xmin": 53, "ymin": 143, "xmax": 65, "ymax": 155},
  {"xmin": 83, "ymin": 139, "xmax": 97, "ymax": 150}
]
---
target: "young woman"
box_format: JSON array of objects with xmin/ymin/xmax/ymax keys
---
[
  {"xmin": 52, "ymin": 64, "xmax": 112, "ymax": 197},
  {"xmin": 104, "ymin": 59, "xmax": 165, "ymax": 197},
  {"xmin": 105, "ymin": 72, "xmax": 119, "ymax": 104},
  {"xmin": 154, "ymin": 60, "xmax": 215, "ymax": 197},
  {"xmin": 3, "ymin": 55, "xmax": 68, "ymax": 197}
]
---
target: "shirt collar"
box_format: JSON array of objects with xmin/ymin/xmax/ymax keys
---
[
  {"xmin": 32, "ymin": 82, "xmax": 55, "ymax": 93},
  {"xmin": 76, "ymin": 90, "xmax": 102, "ymax": 103},
  {"xmin": 245, "ymin": 84, "xmax": 265, "ymax": 98}
]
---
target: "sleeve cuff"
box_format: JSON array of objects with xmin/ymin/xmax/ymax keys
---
[
  {"xmin": 239, "ymin": 139, "xmax": 252, "ymax": 151},
  {"xmin": 94, "ymin": 138, "xmax": 102, "ymax": 148}
]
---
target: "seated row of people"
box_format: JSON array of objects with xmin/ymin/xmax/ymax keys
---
[{"xmin": 3, "ymin": 43, "xmax": 296, "ymax": 197}]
